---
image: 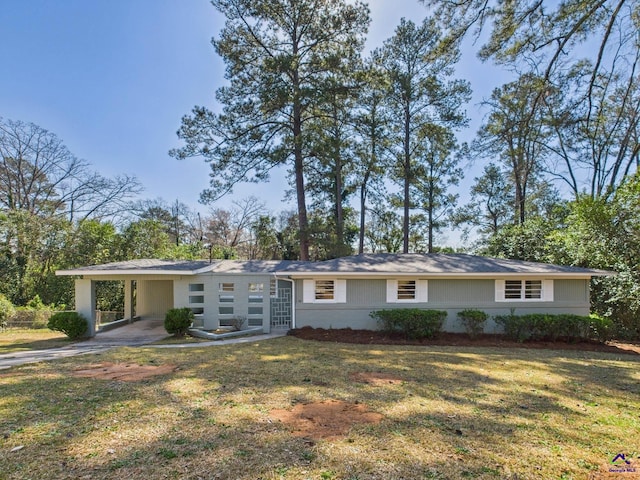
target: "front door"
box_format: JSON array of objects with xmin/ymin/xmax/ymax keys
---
[{"xmin": 270, "ymin": 282, "xmax": 292, "ymax": 330}]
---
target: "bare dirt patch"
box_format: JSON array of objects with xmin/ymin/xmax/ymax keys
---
[
  {"xmin": 270, "ymin": 399, "xmax": 383, "ymax": 440},
  {"xmin": 350, "ymin": 372, "xmax": 404, "ymax": 386},
  {"xmin": 72, "ymin": 362, "xmax": 177, "ymax": 381},
  {"xmin": 289, "ymin": 327, "xmax": 640, "ymax": 355}
]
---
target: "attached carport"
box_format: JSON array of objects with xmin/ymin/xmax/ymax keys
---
[{"xmin": 56, "ymin": 259, "xmax": 213, "ymax": 337}]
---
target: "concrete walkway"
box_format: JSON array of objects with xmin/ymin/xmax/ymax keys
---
[{"xmin": 0, "ymin": 319, "xmax": 288, "ymax": 370}]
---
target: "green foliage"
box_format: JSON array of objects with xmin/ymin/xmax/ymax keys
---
[
  {"xmin": 0, "ymin": 294, "xmax": 15, "ymax": 327},
  {"xmin": 164, "ymin": 308, "xmax": 194, "ymax": 337},
  {"xmin": 47, "ymin": 311, "xmax": 88, "ymax": 339},
  {"xmin": 457, "ymin": 309, "xmax": 488, "ymax": 338},
  {"xmin": 371, "ymin": 309, "xmax": 446, "ymax": 339},
  {"xmin": 494, "ymin": 313, "xmax": 611, "ymax": 343}
]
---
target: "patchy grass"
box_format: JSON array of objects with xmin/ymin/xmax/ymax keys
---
[
  {"xmin": 0, "ymin": 328, "xmax": 74, "ymax": 354},
  {"xmin": 1, "ymin": 337, "xmax": 639, "ymax": 479}
]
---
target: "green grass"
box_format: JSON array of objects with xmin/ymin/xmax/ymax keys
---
[
  {"xmin": 1, "ymin": 337, "xmax": 639, "ymax": 479},
  {"xmin": 0, "ymin": 328, "xmax": 75, "ymax": 354}
]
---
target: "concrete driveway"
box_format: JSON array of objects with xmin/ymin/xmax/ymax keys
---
[
  {"xmin": 79, "ymin": 317, "xmax": 169, "ymax": 347},
  {"xmin": 0, "ymin": 319, "xmax": 286, "ymax": 369},
  {"xmin": 0, "ymin": 318, "xmax": 168, "ymax": 370}
]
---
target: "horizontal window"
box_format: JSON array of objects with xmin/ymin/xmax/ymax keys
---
[
  {"xmin": 302, "ymin": 279, "xmax": 346, "ymax": 303},
  {"xmin": 248, "ymin": 282, "xmax": 264, "ymax": 293},
  {"xmin": 248, "ymin": 317, "xmax": 263, "ymax": 327},
  {"xmin": 219, "ymin": 282, "xmax": 234, "ymax": 292},
  {"xmin": 496, "ymin": 280, "xmax": 553, "ymax": 302},
  {"xmin": 248, "ymin": 306, "xmax": 263, "ymax": 315},
  {"xmin": 189, "ymin": 295, "xmax": 204, "ymax": 304},
  {"xmin": 189, "ymin": 283, "xmax": 204, "ymax": 292},
  {"xmin": 219, "ymin": 306, "xmax": 234, "ymax": 315},
  {"xmin": 219, "ymin": 295, "xmax": 234, "ymax": 303},
  {"xmin": 386, "ymin": 279, "xmax": 428, "ymax": 303},
  {"xmin": 397, "ymin": 280, "xmax": 416, "ymax": 300},
  {"xmin": 191, "ymin": 307, "xmax": 204, "ymax": 315},
  {"xmin": 315, "ymin": 280, "xmax": 335, "ymax": 300}
]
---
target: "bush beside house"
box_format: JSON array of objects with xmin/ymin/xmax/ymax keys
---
[
  {"xmin": 494, "ymin": 312, "xmax": 612, "ymax": 343},
  {"xmin": 47, "ymin": 311, "xmax": 88, "ymax": 339},
  {"xmin": 371, "ymin": 309, "xmax": 446, "ymax": 339},
  {"xmin": 457, "ymin": 309, "xmax": 488, "ymax": 338},
  {"xmin": 164, "ymin": 308, "xmax": 194, "ymax": 337}
]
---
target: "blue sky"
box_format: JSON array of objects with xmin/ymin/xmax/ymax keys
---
[{"xmin": 0, "ymin": 0, "xmax": 502, "ymax": 230}]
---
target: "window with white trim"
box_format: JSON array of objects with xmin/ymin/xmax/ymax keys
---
[
  {"xmin": 302, "ymin": 279, "xmax": 347, "ymax": 303},
  {"xmin": 386, "ymin": 279, "xmax": 428, "ymax": 303},
  {"xmin": 495, "ymin": 279, "xmax": 553, "ymax": 302}
]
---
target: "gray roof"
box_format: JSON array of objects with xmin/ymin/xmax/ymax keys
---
[
  {"xmin": 56, "ymin": 254, "xmax": 613, "ymax": 277},
  {"xmin": 280, "ymin": 254, "xmax": 612, "ymax": 276}
]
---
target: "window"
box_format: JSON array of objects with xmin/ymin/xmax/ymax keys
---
[
  {"xmin": 496, "ymin": 280, "xmax": 552, "ymax": 302},
  {"xmin": 219, "ymin": 282, "xmax": 234, "ymax": 292},
  {"xmin": 397, "ymin": 280, "xmax": 416, "ymax": 300},
  {"xmin": 302, "ymin": 279, "xmax": 347, "ymax": 303},
  {"xmin": 386, "ymin": 279, "xmax": 428, "ymax": 303},
  {"xmin": 248, "ymin": 282, "xmax": 264, "ymax": 303},
  {"xmin": 270, "ymin": 278, "xmax": 277, "ymax": 298},
  {"xmin": 315, "ymin": 280, "xmax": 335, "ymax": 300},
  {"xmin": 189, "ymin": 283, "xmax": 204, "ymax": 292},
  {"xmin": 189, "ymin": 295, "xmax": 205, "ymax": 304}
]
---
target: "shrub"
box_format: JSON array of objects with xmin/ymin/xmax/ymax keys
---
[
  {"xmin": 47, "ymin": 311, "xmax": 88, "ymax": 339},
  {"xmin": 0, "ymin": 295, "xmax": 15, "ymax": 330},
  {"xmin": 495, "ymin": 312, "xmax": 611, "ymax": 343},
  {"xmin": 588, "ymin": 313, "xmax": 613, "ymax": 342},
  {"xmin": 371, "ymin": 309, "xmax": 446, "ymax": 339},
  {"xmin": 229, "ymin": 316, "xmax": 246, "ymax": 331},
  {"xmin": 494, "ymin": 312, "xmax": 531, "ymax": 342},
  {"xmin": 164, "ymin": 308, "xmax": 194, "ymax": 337},
  {"xmin": 457, "ymin": 309, "xmax": 488, "ymax": 339}
]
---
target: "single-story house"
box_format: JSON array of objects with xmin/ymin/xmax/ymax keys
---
[{"xmin": 56, "ymin": 253, "xmax": 612, "ymax": 337}]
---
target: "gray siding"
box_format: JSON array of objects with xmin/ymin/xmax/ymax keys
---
[
  {"xmin": 175, "ymin": 274, "xmax": 274, "ymax": 333},
  {"xmin": 295, "ymin": 278, "xmax": 592, "ymax": 332}
]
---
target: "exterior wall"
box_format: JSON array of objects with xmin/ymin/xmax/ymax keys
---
[
  {"xmin": 294, "ymin": 278, "xmax": 591, "ymax": 332},
  {"xmin": 175, "ymin": 274, "xmax": 274, "ymax": 333},
  {"xmin": 137, "ymin": 280, "xmax": 174, "ymax": 318},
  {"xmin": 75, "ymin": 279, "xmax": 96, "ymax": 337}
]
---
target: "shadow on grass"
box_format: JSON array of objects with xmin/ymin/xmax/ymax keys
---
[{"xmin": 0, "ymin": 338, "xmax": 639, "ymax": 479}]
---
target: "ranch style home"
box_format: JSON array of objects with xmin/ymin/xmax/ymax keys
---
[{"xmin": 56, "ymin": 254, "xmax": 612, "ymax": 337}]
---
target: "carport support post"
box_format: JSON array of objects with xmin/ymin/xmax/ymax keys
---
[
  {"xmin": 75, "ymin": 279, "xmax": 96, "ymax": 337},
  {"xmin": 124, "ymin": 280, "xmax": 134, "ymax": 323}
]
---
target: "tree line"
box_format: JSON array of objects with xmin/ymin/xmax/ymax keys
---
[{"xmin": 1, "ymin": 0, "xmax": 638, "ymax": 336}]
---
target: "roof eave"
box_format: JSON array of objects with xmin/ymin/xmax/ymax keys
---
[
  {"xmin": 55, "ymin": 269, "xmax": 198, "ymax": 277},
  {"xmin": 280, "ymin": 271, "xmax": 613, "ymax": 279}
]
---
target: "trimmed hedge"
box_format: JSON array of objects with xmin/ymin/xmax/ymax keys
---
[
  {"xmin": 164, "ymin": 308, "xmax": 194, "ymax": 337},
  {"xmin": 47, "ymin": 311, "xmax": 88, "ymax": 339},
  {"xmin": 494, "ymin": 313, "xmax": 613, "ymax": 343},
  {"xmin": 457, "ymin": 309, "xmax": 488, "ymax": 339},
  {"xmin": 371, "ymin": 308, "xmax": 446, "ymax": 339}
]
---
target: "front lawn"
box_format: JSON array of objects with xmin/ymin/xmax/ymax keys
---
[
  {"xmin": 0, "ymin": 337, "xmax": 638, "ymax": 479},
  {"xmin": 0, "ymin": 328, "xmax": 74, "ymax": 354}
]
